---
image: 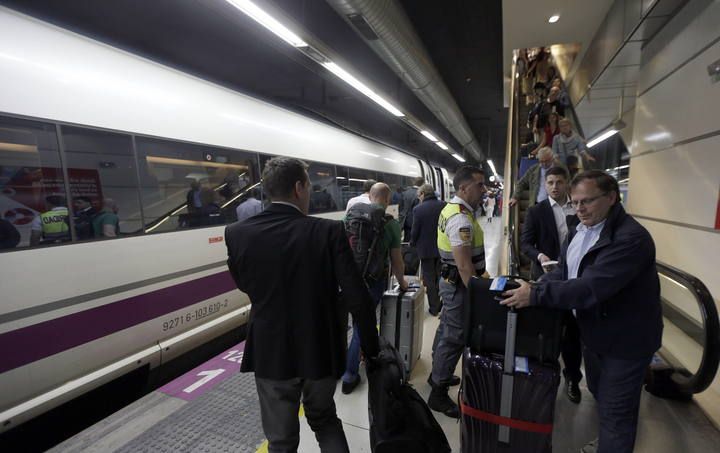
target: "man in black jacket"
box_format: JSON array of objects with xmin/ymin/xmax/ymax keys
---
[
  {"xmin": 410, "ymin": 183, "xmax": 446, "ymax": 316},
  {"xmin": 520, "ymin": 166, "xmax": 583, "ymax": 403},
  {"xmin": 225, "ymin": 157, "xmax": 379, "ymax": 453},
  {"xmin": 398, "ymin": 177, "xmax": 424, "ymax": 241},
  {"xmin": 502, "ymin": 170, "xmax": 662, "ymax": 453}
]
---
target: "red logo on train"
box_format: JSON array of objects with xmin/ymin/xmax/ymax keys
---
[{"xmin": 4, "ymin": 208, "xmax": 35, "ymax": 225}]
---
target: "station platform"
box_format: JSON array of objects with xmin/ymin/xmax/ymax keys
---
[{"xmin": 49, "ymin": 310, "xmax": 720, "ymax": 452}]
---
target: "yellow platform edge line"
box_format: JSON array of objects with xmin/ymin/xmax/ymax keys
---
[{"xmin": 255, "ymin": 404, "xmax": 305, "ymax": 452}]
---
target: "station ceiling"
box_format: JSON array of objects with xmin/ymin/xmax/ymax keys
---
[{"xmin": 1, "ymin": 0, "xmax": 507, "ymax": 173}]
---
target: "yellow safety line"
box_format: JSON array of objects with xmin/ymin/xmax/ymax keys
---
[{"xmin": 255, "ymin": 404, "xmax": 305, "ymax": 452}]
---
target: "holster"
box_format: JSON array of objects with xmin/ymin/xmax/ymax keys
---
[{"xmin": 440, "ymin": 263, "xmax": 460, "ymax": 286}]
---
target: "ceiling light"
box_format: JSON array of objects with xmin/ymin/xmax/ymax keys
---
[
  {"xmin": 587, "ymin": 129, "xmax": 620, "ymax": 148},
  {"xmin": 322, "ymin": 62, "xmax": 404, "ymax": 117},
  {"xmin": 0, "ymin": 142, "xmax": 38, "ymax": 153},
  {"xmin": 487, "ymin": 159, "xmax": 499, "ymax": 178},
  {"xmin": 146, "ymin": 156, "xmax": 247, "ymax": 170},
  {"xmin": 435, "ymin": 142, "xmax": 449, "ymax": 150},
  {"xmin": 420, "ymin": 130, "xmax": 438, "ymax": 142},
  {"xmin": 452, "ymin": 153, "xmax": 465, "ymax": 162},
  {"xmin": 226, "ymin": 0, "xmax": 308, "ymax": 47},
  {"xmin": 548, "ymin": 15, "xmax": 560, "ymax": 23}
]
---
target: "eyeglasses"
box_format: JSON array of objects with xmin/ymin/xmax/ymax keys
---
[{"xmin": 570, "ymin": 193, "xmax": 608, "ymax": 208}]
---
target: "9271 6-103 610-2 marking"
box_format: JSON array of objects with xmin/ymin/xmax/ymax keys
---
[{"xmin": 162, "ymin": 300, "xmax": 229, "ymax": 332}]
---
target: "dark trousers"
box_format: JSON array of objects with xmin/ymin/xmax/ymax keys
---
[
  {"xmin": 420, "ymin": 257, "xmax": 442, "ymax": 314},
  {"xmin": 583, "ymin": 348, "xmax": 652, "ymax": 453},
  {"xmin": 561, "ymin": 312, "xmax": 583, "ymax": 383},
  {"xmin": 255, "ymin": 376, "xmax": 349, "ymax": 453}
]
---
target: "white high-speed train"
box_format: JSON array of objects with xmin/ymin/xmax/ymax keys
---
[{"xmin": 0, "ymin": 7, "xmax": 456, "ymax": 432}]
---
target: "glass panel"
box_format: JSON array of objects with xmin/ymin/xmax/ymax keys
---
[
  {"xmin": 136, "ymin": 137, "xmax": 259, "ymax": 233},
  {"xmin": 0, "ymin": 116, "xmax": 68, "ymax": 250},
  {"xmin": 659, "ymin": 274, "xmax": 704, "ymax": 376},
  {"xmin": 60, "ymin": 126, "xmax": 142, "ymax": 240},
  {"xmin": 308, "ymin": 161, "xmax": 339, "ymax": 214}
]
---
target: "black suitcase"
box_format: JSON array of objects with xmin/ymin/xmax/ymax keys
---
[
  {"xmin": 465, "ymin": 276, "xmax": 563, "ymax": 363},
  {"xmin": 401, "ymin": 242, "xmax": 420, "ymax": 276},
  {"xmin": 460, "ymin": 349, "xmax": 560, "ymax": 452},
  {"xmin": 460, "ymin": 276, "xmax": 561, "ymax": 452},
  {"xmin": 367, "ymin": 338, "xmax": 450, "ymax": 453}
]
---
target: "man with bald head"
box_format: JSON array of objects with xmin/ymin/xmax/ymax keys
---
[{"xmin": 341, "ymin": 182, "xmax": 407, "ymax": 395}]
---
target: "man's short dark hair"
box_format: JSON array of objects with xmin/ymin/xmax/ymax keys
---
[
  {"xmin": 413, "ymin": 176, "xmax": 425, "ymax": 187},
  {"xmin": 362, "ymin": 179, "xmax": 377, "ymax": 193},
  {"xmin": 545, "ymin": 166, "xmax": 568, "ymax": 180},
  {"xmin": 453, "ymin": 165, "xmax": 484, "ymax": 190},
  {"xmin": 262, "ymin": 157, "xmax": 309, "ymax": 200},
  {"xmin": 571, "ymin": 170, "xmax": 620, "ymax": 201}
]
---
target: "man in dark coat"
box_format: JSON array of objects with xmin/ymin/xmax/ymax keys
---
[
  {"xmin": 520, "ymin": 166, "xmax": 583, "ymax": 403},
  {"xmin": 399, "ymin": 176, "xmax": 424, "ymax": 241},
  {"xmin": 410, "ymin": 183, "xmax": 446, "ymax": 315},
  {"xmin": 225, "ymin": 157, "xmax": 379, "ymax": 453},
  {"xmin": 502, "ymin": 170, "xmax": 662, "ymax": 453}
]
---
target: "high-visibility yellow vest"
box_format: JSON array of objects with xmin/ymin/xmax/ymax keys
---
[
  {"xmin": 437, "ymin": 201, "xmax": 485, "ymax": 271},
  {"xmin": 40, "ymin": 208, "xmax": 70, "ymax": 241}
]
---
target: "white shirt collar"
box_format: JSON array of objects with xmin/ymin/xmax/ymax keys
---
[
  {"xmin": 548, "ymin": 196, "xmax": 571, "ymax": 208},
  {"xmin": 272, "ymin": 201, "xmax": 303, "ymax": 213},
  {"xmin": 576, "ymin": 219, "xmax": 606, "ymax": 233},
  {"xmin": 451, "ymin": 195, "xmax": 475, "ymax": 213}
]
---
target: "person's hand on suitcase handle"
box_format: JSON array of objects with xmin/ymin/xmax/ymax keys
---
[{"xmin": 499, "ymin": 279, "xmax": 532, "ymax": 309}]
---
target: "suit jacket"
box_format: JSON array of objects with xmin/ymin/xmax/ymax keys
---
[
  {"xmin": 512, "ymin": 163, "xmax": 542, "ymax": 207},
  {"xmin": 532, "ymin": 203, "xmax": 663, "ymax": 359},
  {"xmin": 398, "ymin": 186, "xmax": 419, "ymax": 228},
  {"xmin": 225, "ymin": 203, "xmax": 379, "ymax": 380},
  {"xmin": 520, "ymin": 199, "xmax": 568, "ymax": 280},
  {"xmin": 410, "ymin": 196, "xmax": 446, "ymax": 259}
]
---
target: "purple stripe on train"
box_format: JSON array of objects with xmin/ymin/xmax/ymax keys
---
[{"xmin": 0, "ymin": 271, "xmax": 238, "ymax": 374}]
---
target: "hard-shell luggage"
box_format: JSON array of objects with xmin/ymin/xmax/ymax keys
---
[
  {"xmin": 368, "ymin": 338, "xmax": 451, "ymax": 453},
  {"xmin": 460, "ymin": 276, "xmax": 561, "ymax": 452},
  {"xmin": 379, "ymin": 277, "xmax": 424, "ymax": 373}
]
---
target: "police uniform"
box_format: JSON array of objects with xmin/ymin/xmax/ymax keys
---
[
  {"xmin": 430, "ymin": 196, "xmax": 485, "ymax": 386},
  {"xmin": 31, "ymin": 207, "xmax": 70, "ymax": 243}
]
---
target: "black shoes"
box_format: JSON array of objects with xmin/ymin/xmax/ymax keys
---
[
  {"xmin": 341, "ymin": 376, "xmax": 360, "ymax": 395},
  {"xmin": 427, "ymin": 374, "xmax": 461, "ymax": 387},
  {"xmin": 566, "ymin": 379, "xmax": 582, "ymax": 404},
  {"xmin": 427, "ymin": 387, "xmax": 460, "ymax": 419}
]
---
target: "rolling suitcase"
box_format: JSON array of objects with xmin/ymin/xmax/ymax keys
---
[
  {"xmin": 460, "ymin": 276, "xmax": 561, "ymax": 452},
  {"xmin": 379, "ymin": 277, "xmax": 424, "ymax": 373},
  {"xmin": 368, "ymin": 338, "xmax": 451, "ymax": 453}
]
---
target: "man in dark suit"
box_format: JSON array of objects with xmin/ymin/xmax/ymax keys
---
[
  {"xmin": 399, "ymin": 176, "xmax": 424, "ymax": 241},
  {"xmin": 520, "ymin": 166, "xmax": 583, "ymax": 404},
  {"xmin": 502, "ymin": 170, "xmax": 663, "ymax": 453},
  {"xmin": 410, "ymin": 183, "xmax": 446, "ymax": 316},
  {"xmin": 225, "ymin": 157, "xmax": 379, "ymax": 453}
]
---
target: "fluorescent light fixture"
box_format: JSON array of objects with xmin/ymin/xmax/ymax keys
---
[
  {"xmin": 336, "ymin": 176, "xmax": 347, "ymax": 179},
  {"xmin": 0, "ymin": 142, "xmax": 38, "ymax": 153},
  {"xmin": 146, "ymin": 156, "xmax": 247, "ymax": 170},
  {"xmin": 359, "ymin": 151, "xmax": 379, "ymax": 157},
  {"xmin": 420, "ymin": 130, "xmax": 438, "ymax": 142},
  {"xmin": 548, "ymin": 15, "xmax": 560, "ymax": 23},
  {"xmin": 452, "ymin": 153, "xmax": 465, "ymax": 162},
  {"xmin": 348, "ymin": 178, "xmax": 367, "ymax": 182},
  {"xmin": 605, "ymin": 164, "xmax": 630, "ymax": 172},
  {"xmin": 587, "ymin": 129, "xmax": 619, "ymax": 148},
  {"xmin": 487, "ymin": 159, "xmax": 499, "ymax": 177},
  {"xmin": 489, "ymin": 175, "xmax": 496, "ymax": 182},
  {"xmin": 226, "ymin": 0, "xmax": 308, "ymax": 47},
  {"xmin": 435, "ymin": 142, "xmax": 449, "ymax": 150},
  {"xmin": 322, "ymin": 62, "xmax": 404, "ymax": 117}
]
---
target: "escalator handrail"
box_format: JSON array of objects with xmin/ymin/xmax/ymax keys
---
[{"xmin": 656, "ymin": 260, "xmax": 720, "ymax": 394}]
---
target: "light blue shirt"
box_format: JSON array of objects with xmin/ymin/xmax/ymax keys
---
[
  {"xmin": 236, "ymin": 197, "xmax": 263, "ymax": 222},
  {"xmin": 536, "ymin": 166, "xmax": 549, "ymax": 203},
  {"xmin": 566, "ymin": 220, "xmax": 606, "ymax": 279}
]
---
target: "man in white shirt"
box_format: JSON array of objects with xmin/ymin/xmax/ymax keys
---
[
  {"xmin": 519, "ymin": 166, "xmax": 583, "ymax": 404},
  {"xmin": 345, "ymin": 179, "xmax": 376, "ymax": 213},
  {"xmin": 236, "ymin": 188, "xmax": 263, "ymax": 222}
]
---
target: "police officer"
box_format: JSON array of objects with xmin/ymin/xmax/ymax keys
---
[
  {"xmin": 30, "ymin": 195, "xmax": 70, "ymax": 246},
  {"xmin": 427, "ymin": 165, "xmax": 486, "ymax": 418}
]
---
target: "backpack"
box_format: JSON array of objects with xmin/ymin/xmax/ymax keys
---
[{"xmin": 344, "ymin": 203, "xmax": 390, "ymax": 283}]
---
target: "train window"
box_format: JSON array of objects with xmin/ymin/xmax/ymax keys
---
[
  {"xmin": 308, "ymin": 162, "xmax": 339, "ymax": 214},
  {"xmin": 0, "ymin": 116, "xmax": 67, "ymax": 250},
  {"xmin": 59, "ymin": 126, "xmax": 142, "ymax": 241},
  {"xmin": 136, "ymin": 137, "xmax": 259, "ymax": 233}
]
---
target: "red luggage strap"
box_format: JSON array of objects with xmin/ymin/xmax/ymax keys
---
[{"xmin": 460, "ymin": 401, "xmax": 553, "ymax": 434}]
